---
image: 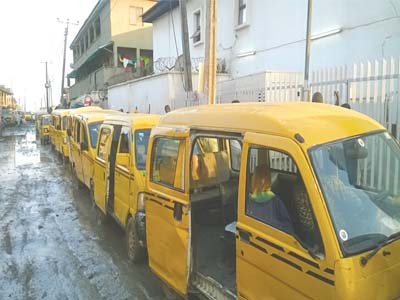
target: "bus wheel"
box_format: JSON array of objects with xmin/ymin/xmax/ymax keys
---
[{"xmin": 126, "ymin": 217, "xmax": 145, "ymax": 263}]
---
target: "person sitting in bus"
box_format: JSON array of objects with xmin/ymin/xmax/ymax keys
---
[{"xmin": 247, "ymin": 164, "xmax": 294, "ymax": 234}]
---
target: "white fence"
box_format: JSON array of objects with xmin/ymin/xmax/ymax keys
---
[
  {"xmin": 311, "ymin": 57, "xmax": 400, "ymax": 141},
  {"xmin": 217, "ymin": 57, "xmax": 400, "ymax": 140}
]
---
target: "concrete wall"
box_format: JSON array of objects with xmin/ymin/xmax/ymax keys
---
[
  {"xmin": 107, "ymin": 72, "xmax": 196, "ymax": 114},
  {"xmin": 152, "ymin": 0, "xmax": 400, "ymax": 77},
  {"xmin": 107, "ymin": 71, "xmax": 229, "ymax": 113}
]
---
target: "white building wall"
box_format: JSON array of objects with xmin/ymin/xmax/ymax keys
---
[
  {"xmin": 152, "ymin": 8, "xmax": 183, "ymax": 61},
  {"xmin": 108, "ymin": 72, "xmax": 200, "ymax": 114},
  {"xmin": 151, "ymin": 0, "xmax": 400, "ymax": 77},
  {"xmin": 107, "ymin": 71, "xmax": 229, "ymax": 113}
]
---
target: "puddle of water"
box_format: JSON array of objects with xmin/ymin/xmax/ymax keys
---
[{"xmin": 15, "ymin": 141, "xmax": 41, "ymax": 166}]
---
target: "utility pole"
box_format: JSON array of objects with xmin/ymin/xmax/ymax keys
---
[
  {"xmin": 179, "ymin": 0, "xmax": 193, "ymax": 102},
  {"xmin": 302, "ymin": 0, "xmax": 313, "ymax": 101},
  {"xmin": 41, "ymin": 61, "xmax": 51, "ymax": 113},
  {"xmin": 203, "ymin": 0, "xmax": 217, "ymax": 105},
  {"xmin": 57, "ymin": 18, "xmax": 79, "ymax": 108}
]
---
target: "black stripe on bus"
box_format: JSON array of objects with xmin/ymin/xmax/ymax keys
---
[
  {"xmin": 288, "ymin": 251, "xmax": 320, "ymax": 269},
  {"xmin": 271, "ymin": 253, "xmax": 302, "ymax": 271},
  {"xmin": 306, "ymin": 270, "xmax": 335, "ymax": 286},
  {"xmin": 256, "ymin": 236, "xmax": 285, "ymax": 252},
  {"xmin": 324, "ymin": 268, "xmax": 335, "ymax": 275},
  {"xmin": 115, "ymin": 167, "xmax": 131, "ymax": 179},
  {"xmin": 147, "ymin": 197, "xmax": 163, "ymax": 207},
  {"xmin": 249, "ymin": 241, "xmax": 268, "ymax": 254},
  {"xmin": 95, "ymin": 159, "xmax": 105, "ymax": 167}
]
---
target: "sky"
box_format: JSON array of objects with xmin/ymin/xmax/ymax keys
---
[{"xmin": 0, "ymin": 0, "xmax": 98, "ymax": 111}]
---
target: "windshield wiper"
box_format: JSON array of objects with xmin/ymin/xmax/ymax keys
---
[{"xmin": 360, "ymin": 231, "xmax": 400, "ymax": 266}]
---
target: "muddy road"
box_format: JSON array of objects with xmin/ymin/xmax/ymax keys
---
[{"xmin": 0, "ymin": 125, "xmax": 164, "ymax": 300}]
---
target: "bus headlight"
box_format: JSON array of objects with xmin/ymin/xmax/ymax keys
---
[{"xmin": 63, "ymin": 137, "xmax": 67, "ymax": 144}]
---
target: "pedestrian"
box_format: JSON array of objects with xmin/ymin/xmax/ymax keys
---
[
  {"xmin": 164, "ymin": 105, "xmax": 171, "ymax": 114},
  {"xmin": 134, "ymin": 106, "xmax": 139, "ymax": 113},
  {"xmin": 341, "ymin": 103, "xmax": 351, "ymax": 109},
  {"xmin": 312, "ymin": 92, "xmax": 323, "ymax": 103}
]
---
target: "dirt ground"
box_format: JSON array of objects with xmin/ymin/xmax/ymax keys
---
[{"xmin": 0, "ymin": 124, "xmax": 164, "ymax": 300}]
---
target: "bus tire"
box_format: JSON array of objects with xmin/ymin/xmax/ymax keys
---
[{"xmin": 126, "ymin": 217, "xmax": 145, "ymax": 263}]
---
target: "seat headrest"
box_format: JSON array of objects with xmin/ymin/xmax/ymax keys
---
[{"xmin": 191, "ymin": 151, "xmax": 230, "ymax": 189}]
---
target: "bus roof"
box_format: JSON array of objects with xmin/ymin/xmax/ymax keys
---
[
  {"xmin": 160, "ymin": 102, "xmax": 384, "ymax": 147},
  {"xmin": 68, "ymin": 106, "xmax": 103, "ymax": 116},
  {"xmin": 104, "ymin": 113, "xmax": 161, "ymax": 128},
  {"xmin": 75, "ymin": 109, "xmax": 123, "ymax": 123},
  {"xmin": 51, "ymin": 109, "xmax": 72, "ymax": 116}
]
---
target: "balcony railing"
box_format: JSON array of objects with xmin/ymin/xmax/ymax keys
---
[{"xmin": 70, "ymin": 65, "xmax": 155, "ymax": 99}]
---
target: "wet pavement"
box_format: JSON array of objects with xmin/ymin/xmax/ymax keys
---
[{"xmin": 0, "ymin": 124, "xmax": 164, "ymax": 300}]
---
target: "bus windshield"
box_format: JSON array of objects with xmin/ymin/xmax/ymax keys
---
[{"xmin": 310, "ymin": 131, "xmax": 400, "ymax": 256}]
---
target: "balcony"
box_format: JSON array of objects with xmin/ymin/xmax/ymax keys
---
[{"xmin": 69, "ymin": 65, "xmax": 154, "ymax": 99}]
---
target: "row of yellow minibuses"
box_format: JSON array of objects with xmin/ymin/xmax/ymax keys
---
[{"xmin": 49, "ymin": 103, "xmax": 400, "ymax": 300}]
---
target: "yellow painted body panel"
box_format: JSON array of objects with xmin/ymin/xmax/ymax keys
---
[
  {"xmin": 92, "ymin": 114, "xmax": 160, "ymax": 228},
  {"xmin": 335, "ymin": 241, "xmax": 400, "ymax": 300},
  {"xmin": 69, "ymin": 109, "xmax": 122, "ymax": 189},
  {"xmin": 236, "ymin": 132, "xmax": 335, "ymax": 300},
  {"xmin": 51, "ymin": 109, "xmax": 72, "ymax": 158},
  {"xmin": 146, "ymin": 102, "xmax": 400, "ymax": 300},
  {"xmin": 146, "ymin": 126, "xmax": 190, "ymax": 296},
  {"xmin": 145, "ymin": 196, "xmax": 189, "ymax": 294}
]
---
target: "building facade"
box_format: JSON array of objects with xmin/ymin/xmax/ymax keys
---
[
  {"xmin": 68, "ymin": 0, "xmax": 156, "ymax": 101},
  {"xmin": 0, "ymin": 86, "xmax": 16, "ymax": 109},
  {"xmin": 145, "ymin": 0, "xmax": 400, "ymax": 78},
  {"xmin": 107, "ymin": 0, "xmax": 400, "ymax": 116}
]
